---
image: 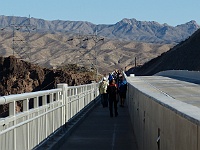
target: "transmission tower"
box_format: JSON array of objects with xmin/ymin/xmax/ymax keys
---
[
  {"xmin": 67, "ymin": 29, "xmax": 104, "ymax": 81},
  {"xmin": 1, "ymin": 15, "xmax": 37, "ymax": 61}
]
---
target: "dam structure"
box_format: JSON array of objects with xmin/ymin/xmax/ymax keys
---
[{"xmin": 0, "ymin": 70, "xmax": 200, "ymax": 150}]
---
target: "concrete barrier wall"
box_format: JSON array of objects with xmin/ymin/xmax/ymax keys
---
[
  {"xmin": 155, "ymin": 70, "xmax": 200, "ymax": 81},
  {"xmin": 126, "ymin": 76, "xmax": 200, "ymax": 150}
]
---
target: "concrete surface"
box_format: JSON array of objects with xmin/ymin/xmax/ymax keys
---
[
  {"xmin": 156, "ymin": 70, "xmax": 200, "ymax": 84},
  {"xmin": 126, "ymin": 75, "xmax": 200, "ymax": 150},
  {"xmin": 58, "ymin": 103, "xmax": 138, "ymax": 150}
]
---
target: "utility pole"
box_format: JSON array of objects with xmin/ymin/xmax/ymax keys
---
[
  {"xmin": 67, "ymin": 30, "xmax": 104, "ymax": 82},
  {"xmin": 94, "ymin": 30, "xmax": 98, "ymax": 81},
  {"xmin": 12, "ymin": 18, "xmax": 15, "ymax": 56},
  {"xmin": 21, "ymin": 15, "xmax": 36, "ymax": 62},
  {"xmin": 90, "ymin": 31, "xmax": 104, "ymax": 81},
  {"xmin": 1, "ymin": 15, "xmax": 36, "ymax": 60},
  {"xmin": 135, "ymin": 57, "xmax": 137, "ymax": 68}
]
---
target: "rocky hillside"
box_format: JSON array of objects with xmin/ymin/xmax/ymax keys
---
[
  {"xmin": 0, "ymin": 56, "xmax": 95, "ymax": 96},
  {"xmin": 130, "ymin": 29, "xmax": 200, "ymax": 75},
  {"xmin": 0, "ymin": 15, "xmax": 199, "ymax": 44},
  {"xmin": 0, "ymin": 55, "xmax": 96, "ymax": 117}
]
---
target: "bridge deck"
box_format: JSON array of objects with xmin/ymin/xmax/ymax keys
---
[{"xmin": 58, "ymin": 102, "xmax": 138, "ymax": 150}]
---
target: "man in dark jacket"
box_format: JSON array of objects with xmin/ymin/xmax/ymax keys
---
[{"xmin": 107, "ymin": 79, "xmax": 118, "ymax": 117}]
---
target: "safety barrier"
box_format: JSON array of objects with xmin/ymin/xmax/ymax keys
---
[
  {"xmin": 0, "ymin": 82, "xmax": 99, "ymax": 150},
  {"xmin": 155, "ymin": 70, "xmax": 200, "ymax": 81},
  {"xmin": 126, "ymin": 74, "xmax": 200, "ymax": 150}
]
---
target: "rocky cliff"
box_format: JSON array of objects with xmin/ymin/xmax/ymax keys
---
[
  {"xmin": 0, "ymin": 56, "xmax": 95, "ymax": 96},
  {"xmin": 0, "ymin": 56, "xmax": 95, "ymax": 117}
]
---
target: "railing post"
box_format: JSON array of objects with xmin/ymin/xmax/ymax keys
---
[
  {"xmin": 81, "ymin": 87, "xmax": 84, "ymax": 110},
  {"xmin": 23, "ymin": 98, "xmax": 29, "ymax": 150},
  {"xmin": 49, "ymin": 93, "xmax": 54, "ymax": 131},
  {"xmin": 57, "ymin": 84, "xmax": 68, "ymax": 123},
  {"xmin": 78, "ymin": 87, "xmax": 80, "ymax": 112},
  {"xmin": 92, "ymin": 81, "xmax": 97, "ymax": 100},
  {"xmin": 9, "ymin": 101, "xmax": 16, "ymax": 150},
  {"xmin": 9, "ymin": 101, "xmax": 15, "ymax": 116},
  {"xmin": 33, "ymin": 96, "xmax": 40, "ymax": 145},
  {"xmin": 34, "ymin": 97, "xmax": 39, "ymax": 108},
  {"xmin": 42, "ymin": 95, "xmax": 48, "ymax": 138},
  {"xmin": 89, "ymin": 84, "xmax": 91, "ymax": 103},
  {"xmin": 94, "ymin": 82, "xmax": 98, "ymax": 100},
  {"xmin": 75, "ymin": 88, "xmax": 78, "ymax": 114},
  {"xmin": 85, "ymin": 86, "xmax": 88, "ymax": 105}
]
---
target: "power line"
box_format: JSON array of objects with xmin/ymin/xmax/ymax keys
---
[
  {"xmin": 0, "ymin": 15, "xmax": 37, "ymax": 61},
  {"xmin": 67, "ymin": 31, "xmax": 104, "ymax": 81}
]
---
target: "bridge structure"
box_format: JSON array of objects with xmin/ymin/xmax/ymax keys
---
[
  {"xmin": 0, "ymin": 82, "xmax": 99, "ymax": 150},
  {"xmin": 1, "ymin": 70, "xmax": 200, "ymax": 150}
]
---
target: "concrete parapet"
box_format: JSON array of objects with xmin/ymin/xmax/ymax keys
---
[
  {"xmin": 155, "ymin": 70, "xmax": 200, "ymax": 81},
  {"xmin": 126, "ymin": 76, "xmax": 200, "ymax": 150},
  {"xmin": 130, "ymin": 74, "xmax": 135, "ymax": 77}
]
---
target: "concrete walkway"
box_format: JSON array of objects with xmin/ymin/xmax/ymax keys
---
[{"xmin": 59, "ymin": 102, "xmax": 138, "ymax": 150}]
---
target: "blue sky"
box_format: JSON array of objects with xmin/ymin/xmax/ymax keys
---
[{"xmin": 0, "ymin": 0, "xmax": 200, "ymax": 26}]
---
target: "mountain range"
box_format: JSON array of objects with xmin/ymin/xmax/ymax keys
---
[
  {"xmin": 0, "ymin": 31, "xmax": 173, "ymax": 73},
  {"xmin": 0, "ymin": 15, "xmax": 199, "ymax": 44},
  {"xmin": 1, "ymin": 15, "xmax": 200, "ymax": 74}
]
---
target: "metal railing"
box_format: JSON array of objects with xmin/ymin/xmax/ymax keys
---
[{"xmin": 0, "ymin": 82, "xmax": 99, "ymax": 150}]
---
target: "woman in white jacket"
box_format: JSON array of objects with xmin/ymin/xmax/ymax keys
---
[{"xmin": 99, "ymin": 77, "xmax": 109, "ymax": 107}]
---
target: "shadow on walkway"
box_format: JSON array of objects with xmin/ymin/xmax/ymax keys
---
[{"xmin": 59, "ymin": 102, "xmax": 138, "ymax": 150}]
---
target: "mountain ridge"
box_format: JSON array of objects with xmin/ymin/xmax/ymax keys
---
[
  {"xmin": 0, "ymin": 15, "xmax": 199, "ymax": 44},
  {"xmin": 0, "ymin": 31, "xmax": 173, "ymax": 73}
]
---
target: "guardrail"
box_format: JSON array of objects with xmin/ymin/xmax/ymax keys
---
[
  {"xmin": 126, "ymin": 74, "xmax": 200, "ymax": 150},
  {"xmin": 0, "ymin": 82, "xmax": 99, "ymax": 150}
]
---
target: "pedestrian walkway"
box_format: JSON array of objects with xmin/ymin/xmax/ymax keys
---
[{"xmin": 58, "ymin": 102, "xmax": 138, "ymax": 150}]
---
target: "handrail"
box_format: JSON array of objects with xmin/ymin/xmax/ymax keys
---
[
  {"xmin": 0, "ymin": 82, "xmax": 99, "ymax": 150},
  {"xmin": 0, "ymin": 89, "xmax": 62, "ymax": 105}
]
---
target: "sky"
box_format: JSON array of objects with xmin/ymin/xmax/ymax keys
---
[{"xmin": 0, "ymin": 0, "xmax": 200, "ymax": 26}]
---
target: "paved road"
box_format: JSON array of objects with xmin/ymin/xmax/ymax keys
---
[{"xmin": 58, "ymin": 102, "xmax": 138, "ymax": 150}]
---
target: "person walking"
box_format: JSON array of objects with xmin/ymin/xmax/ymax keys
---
[
  {"xmin": 107, "ymin": 79, "xmax": 118, "ymax": 117},
  {"xmin": 118, "ymin": 75, "xmax": 127, "ymax": 107},
  {"xmin": 99, "ymin": 77, "xmax": 109, "ymax": 107},
  {"xmin": 108, "ymin": 73, "xmax": 113, "ymax": 82}
]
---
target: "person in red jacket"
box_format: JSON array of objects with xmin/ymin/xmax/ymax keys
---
[{"xmin": 107, "ymin": 79, "xmax": 118, "ymax": 117}]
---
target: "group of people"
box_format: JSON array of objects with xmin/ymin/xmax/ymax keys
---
[{"xmin": 99, "ymin": 70, "xmax": 127, "ymax": 117}]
